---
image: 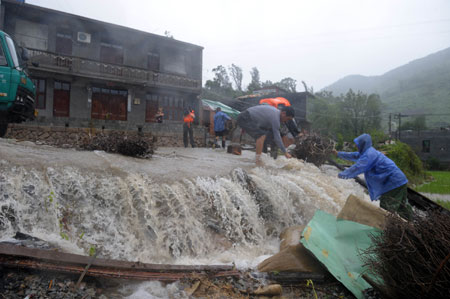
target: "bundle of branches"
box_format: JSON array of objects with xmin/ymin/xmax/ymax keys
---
[
  {"xmin": 290, "ymin": 134, "xmax": 335, "ymax": 166},
  {"xmin": 116, "ymin": 138, "xmax": 153, "ymax": 158},
  {"xmin": 363, "ymin": 211, "xmax": 450, "ymax": 299},
  {"xmin": 82, "ymin": 132, "xmax": 155, "ymax": 158}
]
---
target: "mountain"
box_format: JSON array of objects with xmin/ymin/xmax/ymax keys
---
[{"xmin": 322, "ymin": 47, "xmax": 450, "ymax": 127}]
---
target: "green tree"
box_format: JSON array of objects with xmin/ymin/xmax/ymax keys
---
[
  {"xmin": 228, "ymin": 64, "xmax": 243, "ymax": 92},
  {"xmin": 400, "ymin": 115, "xmax": 427, "ymax": 133},
  {"xmin": 261, "ymin": 80, "xmax": 274, "ymax": 88},
  {"xmin": 310, "ymin": 92, "xmax": 341, "ymax": 136},
  {"xmin": 311, "ymin": 89, "xmax": 382, "ymax": 140},
  {"xmin": 204, "ymin": 65, "xmax": 233, "ymax": 96},
  {"xmin": 276, "ymin": 77, "xmax": 297, "ymax": 93},
  {"xmin": 247, "ymin": 67, "xmax": 261, "ymax": 92},
  {"xmin": 340, "ymin": 89, "xmax": 382, "ymax": 137}
]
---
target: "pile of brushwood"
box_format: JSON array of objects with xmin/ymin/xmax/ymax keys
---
[
  {"xmin": 363, "ymin": 210, "xmax": 450, "ymax": 299},
  {"xmin": 291, "ymin": 134, "xmax": 335, "ymax": 166},
  {"xmin": 82, "ymin": 132, "xmax": 156, "ymax": 158}
]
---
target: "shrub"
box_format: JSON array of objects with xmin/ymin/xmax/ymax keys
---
[{"xmin": 380, "ymin": 141, "xmax": 426, "ymax": 185}]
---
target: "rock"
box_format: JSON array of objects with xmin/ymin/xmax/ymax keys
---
[{"xmin": 253, "ymin": 284, "xmax": 282, "ymax": 296}]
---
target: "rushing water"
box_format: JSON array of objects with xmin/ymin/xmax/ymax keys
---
[{"xmin": 0, "ymin": 138, "xmax": 371, "ymax": 296}]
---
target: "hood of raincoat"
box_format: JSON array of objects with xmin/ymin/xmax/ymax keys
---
[{"xmin": 354, "ymin": 134, "xmax": 372, "ymax": 154}]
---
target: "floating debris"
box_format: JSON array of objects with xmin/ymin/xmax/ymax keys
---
[
  {"xmin": 291, "ymin": 134, "xmax": 335, "ymax": 166},
  {"xmin": 81, "ymin": 131, "xmax": 156, "ymax": 158}
]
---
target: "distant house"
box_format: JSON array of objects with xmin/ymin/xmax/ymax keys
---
[
  {"xmin": 0, "ymin": 0, "xmax": 203, "ymax": 130},
  {"xmin": 400, "ymin": 129, "xmax": 450, "ymax": 167},
  {"xmin": 237, "ymin": 87, "xmax": 313, "ymax": 132}
]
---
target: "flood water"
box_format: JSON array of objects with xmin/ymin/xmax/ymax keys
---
[{"xmin": 0, "ymin": 138, "xmax": 371, "ymax": 297}]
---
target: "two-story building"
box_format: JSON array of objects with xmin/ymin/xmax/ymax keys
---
[{"xmin": 0, "ymin": 0, "xmax": 203, "ymax": 132}]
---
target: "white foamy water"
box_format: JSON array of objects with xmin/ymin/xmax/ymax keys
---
[{"xmin": 0, "ymin": 138, "xmax": 370, "ymax": 270}]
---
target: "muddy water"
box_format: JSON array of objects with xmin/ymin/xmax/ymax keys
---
[{"xmin": 0, "ymin": 138, "xmax": 370, "ymax": 268}]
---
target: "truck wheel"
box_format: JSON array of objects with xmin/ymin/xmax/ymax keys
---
[{"xmin": 0, "ymin": 123, "xmax": 8, "ymax": 138}]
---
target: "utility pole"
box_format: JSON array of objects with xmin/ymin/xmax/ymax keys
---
[{"xmin": 388, "ymin": 113, "xmax": 392, "ymax": 140}]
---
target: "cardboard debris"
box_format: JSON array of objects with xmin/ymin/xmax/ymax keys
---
[{"xmin": 337, "ymin": 194, "xmax": 388, "ymax": 230}]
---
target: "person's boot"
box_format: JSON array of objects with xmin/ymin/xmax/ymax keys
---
[{"xmin": 222, "ymin": 140, "xmax": 226, "ymax": 148}]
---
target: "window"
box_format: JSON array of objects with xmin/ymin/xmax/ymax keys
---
[
  {"xmin": 32, "ymin": 78, "xmax": 46, "ymax": 109},
  {"xmin": 5, "ymin": 35, "xmax": 19, "ymax": 68},
  {"xmin": 163, "ymin": 48, "xmax": 186, "ymax": 75},
  {"xmin": 100, "ymin": 41, "xmax": 123, "ymax": 65},
  {"xmin": 91, "ymin": 86, "xmax": 127, "ymax": 120},
  {"xmin": 56, "ymin": 29, "xmax": 72, "ymax": 55},
  {"xmin": 0, "ymin": 41, "xmax": 7, "ymax": 66},
  {"xmin": 145, "ymin": 93, "xmax": 184, "ymax": 122},
  {"xmin": 422, "ymin": 140, "xmax": 430, "ymax": 153},
  {"xmin": 148, "ymin": 50, "xmax": 160, "ymax": 71},
  {"xmin": 145, "ymin": 93, "xmax": 159, "ymax": 122}
]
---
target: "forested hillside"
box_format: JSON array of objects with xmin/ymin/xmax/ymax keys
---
[{"xmin": 323, "ymin": 47, "xmax": 450, "ymax": 127}]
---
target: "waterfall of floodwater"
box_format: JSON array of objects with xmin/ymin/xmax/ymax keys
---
[{"xmin": 0, "ymin": 139, "xmax": 370, "ymax": 269}]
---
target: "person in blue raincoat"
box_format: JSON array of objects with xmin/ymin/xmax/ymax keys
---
[
  {"xmin": 333, "ymin": 133, "xmax": 413, "ymax": 220},
  {"xmin": 213, "ymin": 107, "xmax": 231, "ymax": 148}
]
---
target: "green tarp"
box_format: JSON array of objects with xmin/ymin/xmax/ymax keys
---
[
  {"xmin": 201, "ymin": 99, "xmax": 240, "ymax": 119},
  {"xmin": 301, "ymin": 210, "xmax": 381, "ymax": 299}
]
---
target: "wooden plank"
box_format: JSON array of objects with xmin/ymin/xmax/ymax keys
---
[
  {"xmin": 0, "ymin": 256, "xmax": 240, "ymax": 282},
  {"xmin": 0, "ymin": 244, "xmax": 235, "ymax": 272}
]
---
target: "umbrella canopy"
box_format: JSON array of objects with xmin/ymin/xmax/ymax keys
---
[
  {"xmin": 201, "ymin": 99, "xmax": 241, "ymax": 119},
  {"xmin": 259, "ymin": 97, "xmax": 291, "ymax": 108}
]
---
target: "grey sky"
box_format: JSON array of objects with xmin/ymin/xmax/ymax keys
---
[{"xmin": 27, "ymin": 0, "xmax": 450, "ymax": 91}]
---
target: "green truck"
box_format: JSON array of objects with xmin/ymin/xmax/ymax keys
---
[{"xmin": 0, "ymin": 30, "xmax": 36, "ymax": 137}]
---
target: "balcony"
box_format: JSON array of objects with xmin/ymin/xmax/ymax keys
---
[{"xmin": 27, "ymin": 49, "xmax": 201, "ymax": 92}]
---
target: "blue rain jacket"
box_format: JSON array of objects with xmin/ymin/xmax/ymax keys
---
[
  {"xmin": 214, "ymin": 111, "xmax": 231, "ymax": 132},
  {"xmin": 337, "ymin": 134, "xmax": 408, "ymax": 201}
]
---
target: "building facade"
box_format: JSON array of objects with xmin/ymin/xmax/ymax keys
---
[
  {"xmin": 0, "ymin": 0, "xmax": 203, "ymax": 131},
  {"xmin": 400, "ymin": 129, "xmax": 450, "ymax": 168}
]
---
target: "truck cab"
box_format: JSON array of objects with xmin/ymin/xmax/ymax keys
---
[{"xmin": 0, "ymin": 30, "xmax": 36, "ymax": 137}]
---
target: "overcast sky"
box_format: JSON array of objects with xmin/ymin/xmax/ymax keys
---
[{"xmin": 27, "ymin": 0, "xmax": 450, "ymax": 91}]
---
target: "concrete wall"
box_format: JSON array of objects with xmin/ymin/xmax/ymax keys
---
[{"xmin": 5, "ymin": 122, "xmax": 207, "ymax": 148}]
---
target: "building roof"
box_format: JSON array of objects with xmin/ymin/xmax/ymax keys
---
[
  {"xmin": 201, "ymin": 99, "xmax": 240, "ymax": 118},
  {"xmin": 2, "ymin": 0, "xmax": 203, "ymax": 50}
]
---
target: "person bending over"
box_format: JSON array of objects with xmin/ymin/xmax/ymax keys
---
[
  {"xmin": 333, "ymin": 133, "xmax": 413, "ymax": 220},
  {"xmin": 234, "ymin": 105, "xmax": 294, "ymax": 165}
]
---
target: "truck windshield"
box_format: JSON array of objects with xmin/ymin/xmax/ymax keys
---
[{"xmin": 5, "ymin": 35, "xmax": 20, "ymax": 68}]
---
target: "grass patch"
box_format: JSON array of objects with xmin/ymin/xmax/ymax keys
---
[{"xmin": 415, "ymin": 171, "xmax": 450, "ymax": 194}]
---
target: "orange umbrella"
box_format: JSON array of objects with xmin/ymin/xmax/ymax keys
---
[{"xmin": 259, "ymin": 97, "xmax": 291, "ymax": 108}]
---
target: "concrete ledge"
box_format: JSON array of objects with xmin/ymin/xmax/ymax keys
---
[{"xmin": 5, "ymin": 123, "xmax": 206, "ymax": 148}]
